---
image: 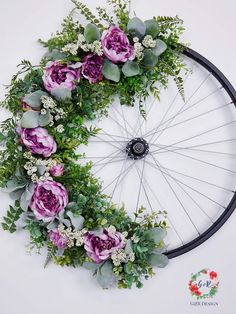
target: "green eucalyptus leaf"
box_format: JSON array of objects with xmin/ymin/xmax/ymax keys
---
[
  {"xmin": 143, "ymin": 49, "xmax": 158, "ymax": 68},
  {"xmin": 23, "ymin": 90, "xmax": 48, "ymax": 109},
  {"xmin": 51, "ymin": 87, "xmax": 72, "ymax": 100},
  {"xmin": 37, "ymin": 165, "xmax": 46, "ymax": 176},
  {"xmin": 148, "ymin": 253, "xmax": 169, "ymax": 268},
  {"xmin": 102, "ymin": 60, "xmax": 120, "ymax": 82},
  {"xmin": 0, "ymin": 132, "xmax": 5, "ymax": 142},
  {"xmin": 84, "ymin": 23, "xmax": 101, "ymax": 43},
  {"xmin": 66, "ymin": 211, "xmax": 84, "ymax": 230},
  {"xmin": 21, "ymin": 110, "xmax": 39, "ymax": 128},
  {"xmin": 152, "ymin": 39, "xmax": 167, "ymax": 57},
  {"xmin": 97, "ymin": 261, "xmax": 117, "ymax": 289},
  {"xmin": 4, "ymin": 179, "xmax": 26, "ymax": 193},
  {"xmin": 143, "ymin": 227, "xmax": 167, "ymax": 243},
  {"xmin": 83, "ymin": 261, "xmax": 101, "ymax": 271},
  {"xmin": 127, "ymin": 17, "xmax": 146, "ymax": 39},
  {"xmin": 122, "ymin": 61, "xmax": 140, "ymax": 77},
  {"xmin": 9, "ymin": 188, "xmax": 25, "ymax": 200},
  {"xmin": 144, "ymin": 19, "xmax": 160, "ymax": 38},
  {"xmin": 38, "ymin": 110, "xmax": 53, "ymax": 127},
  {"xmin": 125, "ymin": 239, "xmax": 133, "ymax": 255},
  {"xmin": 44, "ymin": 49, "xmax": 67, "ymax": 61},
  {"xmin": 20, "ymin": 184, "xmax": 35, "ymax": 211}
]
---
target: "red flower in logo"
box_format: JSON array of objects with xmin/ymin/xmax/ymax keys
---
[{"xmin": 209, "ymin": 271, "xmax": 217, "ymax": 280}]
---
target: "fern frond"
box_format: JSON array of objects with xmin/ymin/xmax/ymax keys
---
[{"xmin": 1, "ymin": 200, "xmax": 23, "ymax": 233}]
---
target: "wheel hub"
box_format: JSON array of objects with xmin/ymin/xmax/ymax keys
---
[{"xmin": 126, "ymin": 138, "xmax": 149, "ymax": 160}]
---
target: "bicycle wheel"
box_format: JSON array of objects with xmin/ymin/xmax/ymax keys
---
[{"xmin": 77, "ymin": 47, "xmax": 236, "ymax": 259}]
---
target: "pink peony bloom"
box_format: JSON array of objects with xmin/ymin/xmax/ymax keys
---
[
  {"xmin": 43, "ymin": 61, "xmax": 81, "ymax": 92},
  {"xmin": 49, "ymin": 164, "xmax": 65, "ymax": 177},
  {"xmin": 84, "ymin": 228, "xmax": 125, "ymax": 264},
  {"xmin": 81, "ymin": 54, "xmax": 103, "ymax": 83},
  {"xmin": 49, "ymin": 228, "xmax": 68, "ymax": 249},
  {"xmin": 101, "ymin": 26, "xmax": 135, "ymax": 63},
  {"xmin": 19, "ymin": 127, "xmax": 57, "ymax": 157},
  {"xmin": 30, "ymin": 180, "xmax": 69, "ymax": 222}
]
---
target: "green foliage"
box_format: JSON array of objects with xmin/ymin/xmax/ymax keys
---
[{"xmin": 1, "ymin": 200, "xmax": 23, "ymax": 233}]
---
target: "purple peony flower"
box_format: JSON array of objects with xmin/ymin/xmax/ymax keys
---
[
  {"xmin": 43, "ymin": 61, "xmax": 81, "ymax": 92},
  {"xmin": 19, "ymin": 127, "xmax": 57, "ymax": 157},
  {"xmin": 101, "ymin": 26, "xmax": 135, "ymax": 63},
  {"xmin": 84, "ymin": 228, "xmax": 125, "ymax": 264},
  {"xmin": 49, "ymin": 228, "xmax": 68, "ymax": 249},
  {"xmin": 50, "ymin": 164, "xmax": 65, "ymax": 177},
  {"xmin": 81, "ymin": 54, "xmax": 103, "ymax": 83},
  {"xmin": 30, "ymin": 180, "xmax": 69, "ymax": 222}
]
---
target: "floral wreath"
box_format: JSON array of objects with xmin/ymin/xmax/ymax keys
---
[
  {"xmin": 188, "ymin": 269, "xmax": 219, "ymax": 299},
  {"xmin": 0, "ymin": 0, "xmax": 187, "ymax": 289}
]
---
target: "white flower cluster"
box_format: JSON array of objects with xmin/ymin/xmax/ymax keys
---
[
  {"xmin": 111, "ymin": 248, "xmax": 135, "ymax": 266},
  {"xmin": 142, "ymin": 35, "xmax": 156, "ymax": 48},
  {"xmin": 62, "ymin": 34, "xmax": 103, "ymax": 57},
  {"xmin": 41, "ymin": 95, "xmax": 67, "ymax": 130},
  {"xmin": 133, "ymin": 35, "xmax": 156, "ymax": 60},
  {"xmin": 23, "ymin": 151, "xmax": 57, "ymax": 182},
  {"xmin": 131, "ymin": 234, "xmax": 140, "ymax": 243},
  {"xmin": 62, "ymin": 43, "xmax": 78, "ymax": 56},
  {"xmin": 58, "ymin": 224, "xmax": 87, "ymax": 248}
]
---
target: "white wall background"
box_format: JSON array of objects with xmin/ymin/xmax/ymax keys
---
[{"xmin": 0, "ymin": 1, "xmax": 235, "ymax": 313}]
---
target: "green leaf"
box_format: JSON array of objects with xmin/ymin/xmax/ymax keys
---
[
  {"xmin": 51, "ymin": 87, "xmax": 72, "ymax": 100},
  {"xmin": 20, "ymin": 183, "xmax": 35, "ymax": 211},
  {"xmin": 84, "ymin": 23, "xmax": 101, "ymax": 43},
  {"xmin": 144, "ymin": 19, "xmax": 160, "ymax": 38},
  {"xmin": 97, "ymin": 261, "xmax": 117, "ymax": 289},
  {"xmin": 122, "ymin": 61, "xmax": 140, "ymax": 77},
  {"xmin": 44, "ymin": 49, "xmax": 67, "ymax": 61},
  {"xmin": 143, "ymin": 49, "xmax": 158, "ymax": 68},
  {"xmin": 127, "ymin": 17, "xmax": 146, "ymax": 39},
  {"xmin": 143, "ymin": 227, "xmax": 167, "ymax": 243},
  {"xmin": 5, "ymin": 179, "xmax": 27, "ymax": 193},
  {"xmin": 38, "ymin": 110, "xmax": 53, "ymax": 127},
  {"xmin": 148, "ymin": 253, "xmax": 169, "ymax": 268},
  {"xmin": 0, "ymin": 132, "xmax": 5, "ymax": 142},
  {"xmin": 21, "ymin": 110, "xmax": 39, "ymax": 128},
  {"xmin": 151, "ymin": 39, "xmax": 167, "ymax": 57},
  {"xmin": 23, "ymin": 90, "xmax": 48, "ymax": 109},
  {"xmin": 66, "ymin": 211, "xmax": 84, "ymax": 230},
  {"xmin": 83, "ymin": 261, "xmax": 101, "ymax": 271},
  {"xmin": 102, "ymin": 60, "xmax": 120, "ymax": 82},
  {"xmin": 1, "ymin": 201, "xmax": 23, "ymax": 233}
]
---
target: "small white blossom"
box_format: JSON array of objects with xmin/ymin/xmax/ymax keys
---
[
  {"xmin": 40, "ymin": 109, "xmax": 47, "ymax": 115},
  {"xmin": 134, "ymin": 42, "xmax": 144, "ymax": 61},
  {"xmin": 31, "ymin": 174, "xmax": 39, "ymax": 183},
  {"xmin": 62, "ymin": 43, "xmax": 78, "ymax": 55},
  {"xmin": 107, "ymin": 225, "xmax": 116, "ymax": 234},
  {"xmin": 122, "ymin": 231, "xmax": 128, "ymax": 238},
  {"xmin": 128, "ymin": 252, "xmax": 135, "ymax": 262},
  {"xmin": 58, "ymin": 224, "xmax": 87, "ymax": 248},
  {"xmin": 55, "ymin": 115, "xmax": 61, "ymax": 121},
  {"xmin": 41, "ymin": 95, "xmax": 56, "ymax": 109},
  {"xmin": 131, "ymin": 235, "xmax": 140, "ymax": 243},
  {"xmin": 24, "ymin": 151, "xmax": 32, "ymax": 159},
  {"xmin": 142, "ymin": 35, "xmax": 156, "ymax": 48},
  {"xmin": 56, "ymin": 124, "xmax": 64, "ymax": 133},
  {"xmin": 77, "ymin": 34, "xmax": 86, "ymax": 44},
  {"xmin": 111, "ymin": 249, "xmax": 127, "ymax": 266},
  {"xmin": 49, "ymin": 121, "xmax": 54, "ymax": 127},
  {"xmin": 133, "ymin": 37, "xmax": 139, "ymax": 43}
]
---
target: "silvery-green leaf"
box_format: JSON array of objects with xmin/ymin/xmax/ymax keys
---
[
  {"xmin": 0, "ymin": 132, "xmax": 5, "ymax": 143},
  {"xmin": 20, "ymin": 183, "xmax": 35, "ymax": 211},
  {"xmin": 83, "ymin": 261, "xmax": 101, "ymax": 271},
  {"xmin": 152, "ymin": 39, "xmax": 167, "ymax": 57},
  {"xmin": 44, "ymin": 49, "xmax": 67, "ymax": 61},
  {"xmin": 143, "ymin": 49, "xmax": 158, "ymax": 68},
  {"xmin": 23, "ymin": 90, "xmax": 48, "ymax": 109},
  {"xmin": 58, "ymin": 210, "xmax": 71, "ymax": 227},
  {"xmin": 9, "ymin": 188, "xmax": 25, "ymax": 200},
  {"xmin": 66, "ymin": 202, "xmax": 79, "ymax": 211},
  {"xmin": 38, "ymin": 110, "xmax": 53, "ymax": 127},
  {"xmin": 51, "ymin": 87, "xmax": 72, "ymax": 100},
  {"xmin": 97, "ymin": 261, "xmax": 117, "ymax": 289},
  {"xmin": 143, "ymin": 227, "xmax": 167, "ymax": 243},
  {"xmin": 84, "ymin": 23, "xmax": 101, "ymax": 43},
  {"xmin": 46, "ymin": 220, "xmax": 58, "ymax": 230},
  {"xmin": 37, "ymin": 165, "xmax": 46, "ymax": 176},
  {"xmin": 125, "ymin": 239, "xmax": 133, "ymax": 254},
  {"xmin": 66, "ymin": 211, "xmax": 84, "ymax": 230},
  {"xmin": 127, "ymin": 17, "xmax": 146, "ymax": 39},
  {"xmin": 144, "ymin": 19, "xmax": 160, "ymax": 38},
  {"xmin": 4, "ymin": 179, "xmax": 26, "ymax": 193},
  {"xmin": 148, "ymin": 253, "xmax": 169, "ymax": 268},
  {"xmin": 122, "ymin": 61, "xmax": 140, "ymax": 77},
  {"xmin": 102, "ymin": 60, "xmax": 120, "ymax": 82},
  {"xmin": 21, "ymin": 110, "xmax": 39, "ymax": 128}
]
